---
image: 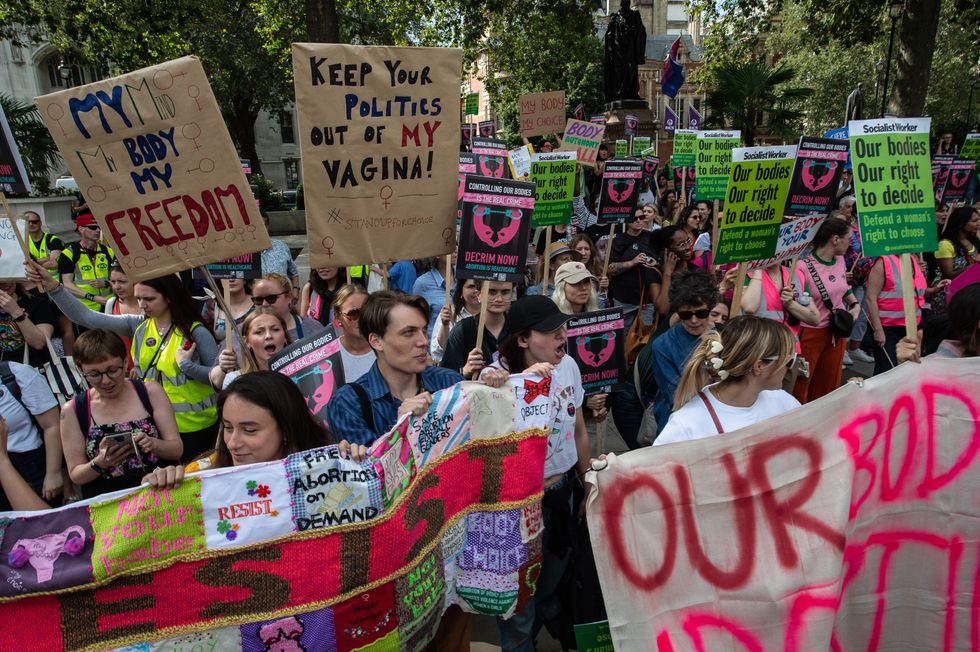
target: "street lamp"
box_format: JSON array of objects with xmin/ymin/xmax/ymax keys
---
[
  {"xmin": 873, "ymin": 59, "xmax": 884, "ymax": 113},
  {"xmin": 969, "ymin": 72, "xmax": 979, "ymax": 130},
  {"xmin": 880, "ymin": 0, "xmax": 904, "ymax": 118}
]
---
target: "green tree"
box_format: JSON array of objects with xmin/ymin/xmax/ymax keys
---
[
  {"xmin": 460, "ymin": 0, "xmax": 603, "ymax": 148},
  {"xmin": 703, "ymin": 60, "xmax": 812, "ymax": 146},
  {"xmin": 0, "ymin": 93, "xmax": 61, "ymax": 193}
]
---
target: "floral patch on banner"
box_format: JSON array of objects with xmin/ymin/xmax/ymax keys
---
[
  {"xmin": 200, "ymin": 463, "xmax": 294, "ymax": 550},
  {"xmin": 90, "ymin": 479, "xmax": 205, "ymax": 582},
  {"xmin": 149, "ymin": 626, "xmax": 241, "ymax": 651},
  {"xmin": 240, "ymin": 607, "xmax": 336, "ymax": 652},
  {"xmin": 284, "ymin": 447, "xmax": 383, "ymax": 531},
  {"xmin": 465, "ymin": 382, "xmax": 518, "ymax": 439},
  {"xmin": 408, "ymin": 383, "xmax": 471, "ymax": 467},
  {"xmin": 0, "ymin": 505, "xmax": 94, "ymax": 598},
  {"xmin": 395, "ymin": 549, "xmax": 446, "ymax": 646},
  {"xmin": 332, "ymin": 583, "xmax": 399, "ymax": 651},
  {"xmin": 368, "ymin": 419, "xmax": 417, "ymax": 509}
]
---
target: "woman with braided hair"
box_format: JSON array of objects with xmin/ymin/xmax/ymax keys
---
[{"xmin": 655, "ymin": 315, "xmax": 800, "ymax": 445}]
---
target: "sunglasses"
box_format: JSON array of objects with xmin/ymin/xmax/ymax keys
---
[
  {"xmin": 252, "ymin": 292, "xmax": 285, "ymax": 305},
  {"xmin": 341, "ymin": 308, "xmax": 361, "ymax": 319},
  {"xmin": 677, "ymin": 308, "xmax": 711, "ymax": 321},
  {"xmin": 81, "ymin": 224, "xmax": 100, "ymax": 230},
  {"xmin": 27, "ymin": 220, "xmax": 41, "ymax": 225},
  {"xmin": 765, "ymin": 353, "xmax": 797, "ymax": 369}
]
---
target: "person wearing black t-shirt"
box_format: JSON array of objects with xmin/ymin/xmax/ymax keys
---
[
  {"xmin": 0, "ymin": 282, "xmax": 56, "ymax": 368},
  {"xmin": 606, "ymin": 208, "xmax": 660, "ymax": 330}
]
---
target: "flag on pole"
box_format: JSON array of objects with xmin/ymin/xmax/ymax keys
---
[
  {"xmin": 663, "ymin": 105, "xmax": 678, "ymax": 133},
  {"xmin": 573, "ymin": 103, "xmax": 585, "ymax": 120},
  {"xmin": 688, "ymin": 105, "xmax": 701, "ymax": 130},
  {"xmin": 661, "ymin": 36, "xmax": 684, "ymax": 99}
]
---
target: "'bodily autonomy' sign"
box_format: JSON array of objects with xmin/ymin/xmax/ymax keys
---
[
  {"xmin": 35, "ymin": 56, "xmax": 270, "ymax": 281},
  {"xmin": 293, "ymin": 44, "xmax": 462, "ymax": 268}
]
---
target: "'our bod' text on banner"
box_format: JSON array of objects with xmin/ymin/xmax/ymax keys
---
[
  {"xmin": 784, "ymin": 136, "xmax": 849, "ymax": 219},
  {"xmin": 849, "ymin": 118, "xmax": 936, "ymax": 257},
  {"xmin": 714, "ymin": 145, "xmax": 796, "ymax": 265},
  {"xmin": 530, "ymin": 151, "xmax": 577, "ymax": 228},
  {"xmin": 695, "ymin": 130, "xmax": 741, "ymax": 201},
  {"xmin": 456, "ymin": 175, "xmax": 534, "ymax": 283},
  {"xmin": 292, "ymin": 44, "xmax": 462, "ymax": 268},
  {"xmin": 597, "ymin": 159, "xmax": 644, "ymax": 224},
  {"xmin": 671, "ymin": 129, "xmax": 697, "ymax": 168},
  {"xmin": 35, "ymin": 56, "xmax": 270, "ymax": 281},
  {"xmin": 566, "ymin": 308, "xmax": 627, "ymax": 395}
]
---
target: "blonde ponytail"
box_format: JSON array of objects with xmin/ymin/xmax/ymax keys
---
[{"xmin": 673, "ymin": 331, "xmax": 720, "ymax": 410}]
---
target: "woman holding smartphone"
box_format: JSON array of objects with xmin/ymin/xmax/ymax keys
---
[{"xmin": 60, "ymin": 329, "xmax": 183, "ymax": 499}]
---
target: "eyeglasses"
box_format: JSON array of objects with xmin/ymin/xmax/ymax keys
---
[
  {"xmin": 82, "ymin": 366, "xmax": 125, "ymax": 382},
  {"xmin": 252, "ymin": 292, "xmax": 285, "ymax": 305},
  {"xmin": 676, "ymin": 308, "xmax": 711, "ymax": 321},
  {"xmin": 341, "ymin": 308, "xmax": 361, "ymax": 320}
]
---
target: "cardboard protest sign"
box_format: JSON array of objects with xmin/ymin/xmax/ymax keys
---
[
  {"xmin": 695, "ymin": 130, "xmax": 741, "ymax": 201},
  {"xmin": 559, "ymin": 118, "xmax": 605, "ymax": 166},
  {"xmin": 519, "ymin": 90, "xmax": 566, "ymax": 137},
  {"xmin": 587, "ymin": 358, "xmax": 979, "ymax": 652},
  {"xmin": 784, "ymin": 136, "xmax": 849, "ymax": 219},
  {"xmin": 0, "ymin": 217, "xmax": 28, "ymax": 279},
  {"xmin": 0, "ymin": 376, "xmax": 555, "ymax": 652},
  {"xmin": 960, "ymin": 132, "xmax": 980, "ymax": 163},
  {"xmin": 456, "ymin": 175, "xmax": 534, "ymax": 282},
  {"xmin": 270, "ymin": 326, "xmax": 345, "ymax": 429},
  {"xmin": 939, "ymin": 158, "xmax": 976, "ymax": 205},
  {"xmin": 745, "ymin": 214, "xmax": 825, "ymax": 271},
  {"xmin": 566, "ymin": 308, "xmax": 626, "ymax": 395},
  {"xmin": 508, "ymin": 144, "xmax": 534, "ymax": 180},
  {"xmin": 0, "ymin": 103, "xmax": 31, "ymax": 194},
  {"xmin": 530, "ymin": 151, "xmax": 576, "ymax": 228},
  {"xmin": 478, "ymin": 119, "xmax": 496, "ymax": 137},
  {"xmin": 35, "ymin": 56, "xmax": 270, "ymax": 281},
  {"xmin": 292, "ymin": 45, "xmax": 461, "ymax": 268},
  {"xmin": 630, "ymin": 136, "xmax": 651, "ymax": 157},
  {"xmin": 597, "ymin": 159, "xmax": 644, "ymax": 224},
  {"xmin": 671, "ymin": 128, "xmax": 697, "ymax": 167},
  {"xmin": 614, "ymin": 139, "xmax": 628, "ymax": 158},
  {"xmin": 464, "ymin": 92, "xmax": 479, "ymax": 115},
  {"xmin": 849, "ymin": 117, "xmax": 936, "ymax": 256},
  {"xmin": 714, "ymin": 145, "xmax": 795, "ymax": 265},
  {"xmin": 194, "ymin": 253, "xmax": 262, "ymax": 279}
]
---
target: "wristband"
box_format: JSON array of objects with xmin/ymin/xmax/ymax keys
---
[
  {"xmin": 90, "ymin": 459, "xmax": 106, "ymax": 474},
  {"xmin": 85, "ymin": 293, "xmax": 95, "ymax": 301},
  {"xmin": 12, "ymin": 312, "xmax": 28, "ymax": 322}
]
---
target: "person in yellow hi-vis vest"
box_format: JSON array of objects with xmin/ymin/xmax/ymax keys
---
[
  {"xmin": 58, "ymin": 213, "xmax": 114, "ymax": 311},
  {"xmin": 26, "ymin": 262, "xmax": 219, "ymax": 462}
]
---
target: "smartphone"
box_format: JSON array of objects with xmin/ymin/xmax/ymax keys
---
[{"xmin": 103, "ymin": 432, "xmax": 135, "ymax": 452}]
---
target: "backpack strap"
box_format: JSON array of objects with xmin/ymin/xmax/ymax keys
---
[
  {"xmin": 72, "ymin": 389, "xmax": 91, "ymax": 430},
  {"xmin": 345, "ymin": 382, "xmax": 376, "ymax": 434},
  {"xmin": 1, "ymin": 361, "xmax": 45, "ymax": 436}
]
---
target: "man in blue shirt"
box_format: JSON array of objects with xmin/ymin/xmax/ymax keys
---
[
  {"xmin": 327, "ymin": 291, "xmax": 463, "ymax": 447},
  {"xmin": 411, "ymin": 257, "xmax": 451, "ymax": 338},
  {"xmin": 651, "ymin": 271, "xmax": 720, "ymax": 433}
]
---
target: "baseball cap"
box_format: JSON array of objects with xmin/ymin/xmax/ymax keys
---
[
  {"xmin": 505, "ymin": 295, "xmax": 572, "ymax": 334},
  {"xmin": 76, "ymin": 213, "xmax": 98, "ymax": 228},
  {"xmin": 546, "ymin": 241, "xmax": 582, "ymax": 262},
  {"xmin": 554, "ymin": 261, "xmax": 595, "ymax": 286}
]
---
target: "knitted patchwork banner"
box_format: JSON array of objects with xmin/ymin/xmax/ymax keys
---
[{"xmin": 0, "ymin": 376, "xmax": 551, "ymax": 651}]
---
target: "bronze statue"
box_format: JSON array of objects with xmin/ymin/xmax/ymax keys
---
[
  {"xmin": 845, "ymin": 83, "xmax": 865, "ymax": 122},
  {"xmin": 603, "ymin": 0, "xmax": 647, "ymax": 104}
]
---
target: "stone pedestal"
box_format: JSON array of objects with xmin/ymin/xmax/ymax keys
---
[{"xmin": 602, "ymin": 107, "xmax": 659, "ymax": 144}]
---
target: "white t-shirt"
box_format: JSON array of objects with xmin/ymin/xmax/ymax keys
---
[
  {"xmin": 1, "ymin": 362, "xmax": 58, "ymax": 452},
  {"xmin": 655, "ymin": 384, "xmax": 800, "ymax": 446},
  {"xmin": 484, "ymin": 355, "xmax": 584, "ymax": 478},
  {"xmin": 340, "ymin": 342, "xmax": 376, "ymax": 383}
]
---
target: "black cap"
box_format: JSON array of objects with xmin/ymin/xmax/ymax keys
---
[{"xmin": 505, "ymin": 295, "xmax": 572, "ymax": 334}]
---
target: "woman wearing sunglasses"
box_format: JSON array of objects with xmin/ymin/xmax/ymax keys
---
[
  {"xmin": 249, "ymin": 273, "xmax": 324, "ymax": 343},
  {"xmin": 331, "ymin": 283, "xmax": 375, "ymax": 383},
  {"xmin": 656, "ymin": 316, "xmax": 800, "ymax": 445},
  {"xmin": 26, "ymin": 261, "xmax": 219, "ymax": 461},
  {"xmin": 60, "ymin": 329, "xmax": 183, "ymax": 499}
]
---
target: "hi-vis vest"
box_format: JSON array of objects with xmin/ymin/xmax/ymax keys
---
[
  {"xmin": 877, "ymin": 255, "xmax": 926, "ymax": 327},
  {"xmin": 758, "ymin": 266, "xmax": 804, "ymax": 352},
  {"xmin": 61, "ymin": 242, "xmax": 114, "ymax": 310},
  {"xmin": 28, "ymin": 233, "xmax": 59, "ymax": 276},
  {"xmin": 134, "ymin": 319, "xmax": 217, "ymax": 432}
]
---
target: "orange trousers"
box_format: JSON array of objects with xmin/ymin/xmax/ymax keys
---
[{"xmin": 793, "ymin": 325, "xmax": 846, "ymax": 403}]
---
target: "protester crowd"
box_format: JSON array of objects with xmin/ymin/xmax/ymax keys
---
[{"xmin": 2, "ymin": 133, "xmax": 978, "ymax": 651}]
